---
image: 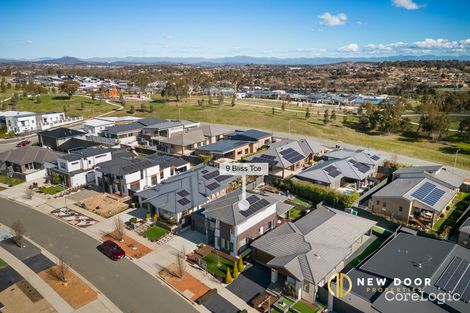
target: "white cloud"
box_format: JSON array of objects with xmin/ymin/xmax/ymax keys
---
[
  {"xmin": 338, "ymin": 43, "xmax": 359, "ymax": 52},
  {"xmin": 358, "ymin": 38, "xmax": 470, "ymax": 55},
  {"xmin": 356, "ymin": 21, "xmax": 363, "ymax": 25},
  {"xmin": 318, "ymin": 12, "xmax": 347, "ymax": 26},
  {"xmin": 413, "ymin": 38, "xmax": 458, "ymax": 49},
  {"xmin": 392, "ymin": 0, "xmax": 422, "ymax": 10}
]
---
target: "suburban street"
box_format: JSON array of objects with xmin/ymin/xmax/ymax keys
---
[{"xmin": 0, "ymin": 197, "xmax": 198, "ymax": 313}]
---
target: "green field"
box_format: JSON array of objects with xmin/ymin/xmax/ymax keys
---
[
  {"xmin": 6, "ymin": 94, "xmax": 117, "ymax": 119},
  {"xmin": 114, "ymin": 96, "xmax": 470, "ymax": 170}
]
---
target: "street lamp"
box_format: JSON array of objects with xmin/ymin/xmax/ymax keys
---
[{"xmin": 454, "ymin": 149, "xmax": 460, "ymax": 167}]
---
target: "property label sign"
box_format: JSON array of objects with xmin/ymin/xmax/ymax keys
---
[{"xmin": 219, "ymin": 163, "xmax": 269, "ymax": 176}]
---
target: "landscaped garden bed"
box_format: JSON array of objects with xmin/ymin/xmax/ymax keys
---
[
  {"xmin": 0, "ymin": 175, "xmax": 24, "ymax": 186},
  {"xmin": 38, "ymin": 185, "xmax": 64, "ymax": 195},
  {"xmin": 202, "ymin": 252, "xmax": 235, "ymax": 280}
]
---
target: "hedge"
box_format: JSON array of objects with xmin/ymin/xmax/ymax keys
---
[{"xmin": 281, "ymin": 178, "xmax": 359, "ymax": 209}]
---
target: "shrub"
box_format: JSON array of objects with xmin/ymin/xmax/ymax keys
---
[
  {"xmin": 233, "ymin": 262, "xmax": 239, "ymax": 279},
  {"xmin": 281, "ymin": 179, "xmax": 359, "ymax": 209},
  {"xmin": 238, "ymin": 257, "xmax": 245, "ymax": 272},
  {"xmin": 225, "ymin": 268, "xmax": 232, "ymax": 284}
]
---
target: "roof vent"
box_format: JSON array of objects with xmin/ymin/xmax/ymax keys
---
[{"xmin": 314, "ymin": 253, "xmax": 321, "ymax": 259}]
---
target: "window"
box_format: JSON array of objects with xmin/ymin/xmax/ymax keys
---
[
  {"xmin": 95, "ymin": 154, "xmax": 106, "ymax": 159},
  {"xmin": 130, "ymin": 181, "xmax": 140, "ymax": 191},
  {"xmin": 399, "ymin": 206, "xmax": 403, "ymax": 212},
  {"xmin": 303, "ymin": 282, "xmax": 310, "ymax": 293},
  {"xmin": 382, "ymin": 202, "xmax": 387, "ymax": 208},
  {"xmin": 376, "ymin": 200, "xmax": 380, "ymax": 205},
  {"xmin": 267, "ymin": 221, "xmax": 273, "ymax": 230},
  {"xmin": 151, "ymin": 175, "xmax": 158, "ymax": 185},
  {"xmin": 160, "ymin": 171, "xmax": 164, "ymax": 179},
  {"xmin": 259, "ymin": 226, "xmax": 264, "ymax": 235},
  {"xmin": 71, "ymin": 161, "xmax": 79, "ymax": 165}
]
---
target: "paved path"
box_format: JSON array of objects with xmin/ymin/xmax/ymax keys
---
[{"xmin": 0, "ymin": 197, "xmax": 198, "ymax": 313}]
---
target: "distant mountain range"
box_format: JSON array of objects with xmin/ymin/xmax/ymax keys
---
[{"xmin": 0, "ymin": 55, "xmax": 469, "ymax": 65}]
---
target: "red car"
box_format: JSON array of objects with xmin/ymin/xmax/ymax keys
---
[
  {"xmin": 97, "ymin": 240, "xmax": 126, "ymax": 261},
  {"xmin": 16, "ymin": 140, "xmax": 31, "ymax": 148}
]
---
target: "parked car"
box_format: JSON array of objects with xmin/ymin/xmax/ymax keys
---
[
  {"xmin": 97, "ymin": 240, "xmax": 125, "ymax": 261},
  {"xmin": 16, "ymin": 140, "xmax": 31, "ymax": 148}
]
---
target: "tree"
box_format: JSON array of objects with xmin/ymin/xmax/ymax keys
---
[
  {"xmin": 342, "ymin": 115, "xmax": 348, "ymax": 125},
  {"xmin": 36, "ymin": 95, "xmax": 41, "ymax": 104},
  {"xmin": 281, "ymin": 101, "xmax": 286, "ymax": 111},
  {"xmin": 305, "ymin": 107, "xmax": 311, "ymax": 118},
  {"xmin": 217, "ymin": 94, "xmax": 224, "ymax": 105},
  {"xmin": 80, "ymin": 102, "xmax": 84, "ymax": 110},
  {"xmin": 175, "ymin": 248, "xmax": 186, "ymax": 279},
  {"xmin": 148, "ymin": 104, "xmax": 154, "ymax": 113},
  {"xmin": 161, "ymin": 78, "xmax": 188, "ymax": 101},
  {"xmin": 129, "ymin": 104, "xmax": 135, "ymax": 114},
  {"xmin": 50, "ymin": 256, "xmax": 69, "ymax": 283},
  {"xmin": 323, "ymin": 109, "xmax": 330, "ymax": 125},
  {"xmin": 59, "ymin": 80, "xmax": 80, "ymax": 99},
  {"xmin": 91, "ymin": 90, "xmax": 96, "ymax": 100},
  {"xmin": 10, "ymin": 92, "xmax": 18, "ymax": 106},
  {"xmin": 52, "ymin": 173, "xmax": 62, "ymax": 185},
  {"xmin": 119, "ymin": 92, "xmax": 126, "ymax": 106},
  {"xmin": 233, "ymin": 262, "xmax": 239, "ymax": 279},
  {"xmin": 225, "ymin": 267, "xmax": 232, "ymax": 284},
  {"xmin": 459, "ymin": 117, "xmax": 470, "ymax": 141},
  {"xmin": 24, "ymin": 187, "xmax": 33, "ymax": 200},
  {"xmin": 272, "ymin": 107, "xmax": 275, "ymax": 115},
  {"xmin": 231, "ymin": 95, "xmax": 236, "ymax": 107},
  {"xmin": 113, "ymin": 217, "xmax": 125, "ymax": 241},
  {"xmin": 331, "ymin": 110, "xmax": 336, "ymax": 121},
  {"xmin": 140, "ymin": 102, "xmax": 147, "ymax": 112},
  {"xmin": 237, "ymin": 257, "xmax": 244, "ymax": 272},
  {"xmin": 12, "ymin": 219, "xmax": 25, "ymax": 248},
  {"xmin": 63, "ymin": 105, "xmax": 68, "ymax": 114},
  {"xmin": 0, "ymin": 77, "xmax": 6, "ymax": 93},
  {"xmin": 208, "ymin": 95, "xmax": 213, "ymax": 106}
]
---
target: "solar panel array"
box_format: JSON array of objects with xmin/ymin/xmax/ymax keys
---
[
  {"xmin": 279, "ymin": 148, "xmax": 304, "ymax": 164},
  {"xmin": 371, "ymin": 155, "xmax": 380, "ymax": 161},
  {"xmin": 177, "ymin": 198, "xmax": 190, "ymax": 206},
  {"xmin": 240, "ymin": 195, "xmax": 270, "ymax": 217},
  {"xmin": 324, "ymin": 164, "xmax": 341, "ymax": 178},
  {"xmin": 177, "ymin": 190, "xmax": 189, "ymax": 197},
  {"xmin": 215, "ymin": 175, "xmax": 231, "ymax": 183},
  {"xmin": 352, "ymin": 161, "xmax": 371, "ymax": 174},
  {"xmin": 203, "ymin": 170, "xmax": 219, "ymax": 180},
  {"xmin": 251, "ymin": 154, "xmax": 277, "ymax": 166},
  {"xmin": 207, "ymin": 182, "xmax": 220, "ymax": 191},
  {"xmin": 411, "ymin": 182, "xmax": 447, "ymax": 206},
  {"xmin": 435, "ymin": 256, "xmax": 470, "ymax": 303}
]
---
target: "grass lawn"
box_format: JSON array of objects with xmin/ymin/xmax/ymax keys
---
[
  {"xmin": 291, "ymin": 197, "xmax": 312, "ymax": 208},
  {"xmin": 274, "ymin": 296, "xmax": 294, "ymax": 311},
  {"xmin": 429, "ymin": 192, "xmax": 470, "ymax": 236},
  {"xmin": 112, "ymin": 96, "xmax": 470, "ymax": 170},
  {"xmin": 371, "ymin": 225, "xmax": 391, "ymax": 235},
  {"xmin": 10, "ymin": 94, "xmax": 117, "ymax": 119},
  {"xmin": 0, "ymin": 258, "xmax": 7, "ymax": 269},
  {"xmin": 39, "ymin": 185, "xmax": 64, "ymax": 195},
  {"xmin": 348, "ymin": 236, "xmax": 386, "ymax": 268},
  {"xmin": 288, "ymin": 207, "xmax": 303, "ymax": 221},
  {"xmin": 202, "ymin": 252, "xmax": 235, "ymax": 279},
  {"xmin": 143, "ymin": 225, "xmax": 168, "ymax": 242},
  {"xmin": 0, "ymin": 175, "xmax": 24, "ymax": 186},
  {"xmin": 292, "ymin": 300, "xmax": 322, "ymax": 313}
]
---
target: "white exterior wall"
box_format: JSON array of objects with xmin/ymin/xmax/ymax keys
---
[
  {"xmin": 5, "ymin": 115, "xmax": 37, "ymax": 133},
  {"xmin": 235, "ymin": 203, "xmax": 277, "ymax": 236},
  {"xmin": 124, "ymin": 164, "xmax": 160, "ymax": 192}
]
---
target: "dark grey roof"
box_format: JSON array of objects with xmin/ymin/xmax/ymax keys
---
[
  {"xmin": 325, "ymin": 148, "xmax": 383, "ymax": 166},
  {"xmin": 349, "ymin": 232, "xmax": 470, "ymax": 313},
  {"xmin": 227, "ymin": 129, "xmax": 271, "ymax": 141},
  {"xmin": 0, "ymin": 146, "xmax": 64, "ymax": 165},
  {"xmin": 146, "ymin": 154, "xmax": 189, "ymax": 169},
  {"xmin": 57, "ymin": 137, "xmax": 99, "ymax": 152},
  {"xmin": 252, "ymin": 206, "xmax": 376, "ymax": 283},
  {"xmin": 195, "ymin": 140, "xmax": 250, "ymax": 154},
  {"xmin": 103, "ymin": 122, "xmax": 143, "ymax": 135},
  {"xmin": 38, "ymin": 127, "xmax": 85, "ymax": 139},
  {"xmin": 136, "ymin": 166, "xmax": 237, "ymax": 214},
  {"xmin": 393, "ymin": 165, "xmax": 465, "ymax": 189},
  {"xmin": 203, "ymin": 190, "xmax": 288, "ymax": 226},
  {"xmin": 159, "ymin": 129, "xmax": 206, "ymax": 146},
  {"xmin": 137, "ymin": 118, "xmax": 167, "ymax": 126},
  {"xmin": 97, "ymin": 157, "xmax": 159, "ymax": 176}
]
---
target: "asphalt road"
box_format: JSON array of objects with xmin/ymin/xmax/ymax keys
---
[{"xmin": 0, "ymin": 197, "xmax": 198, "ymax": 313}]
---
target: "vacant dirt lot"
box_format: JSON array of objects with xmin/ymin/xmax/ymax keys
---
[
  {"xmin": 80, "ymin": 193, "xmax": 129, "ymax": 218},
  {"xmin": 0, "ymin": 281, "xmax": 56, "ymax": 313}
]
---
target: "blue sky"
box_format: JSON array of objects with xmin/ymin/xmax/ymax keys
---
[{"xmin": 0, "ymin": 0, "xmax": 469, "ymax": 59}]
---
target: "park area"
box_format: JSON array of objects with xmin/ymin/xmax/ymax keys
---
[
  {"xmin": 113, "ymin": 95, "xmax": 470, "ymax": 170},
  {"xmin": 12, "ymin": 94, "xmax": 117, "ymax": 119}
]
